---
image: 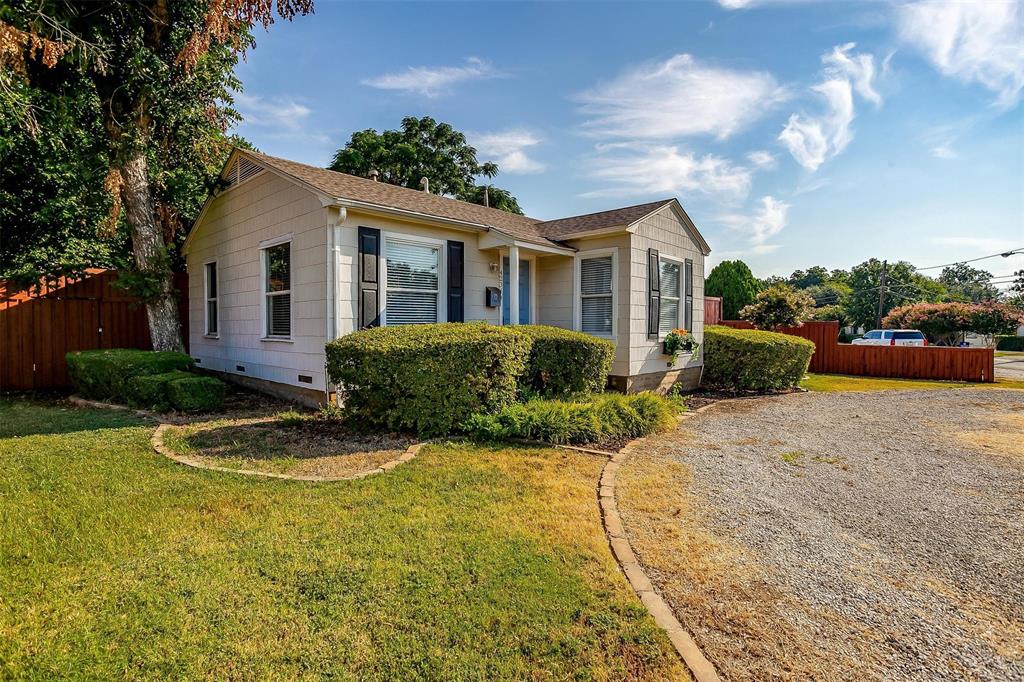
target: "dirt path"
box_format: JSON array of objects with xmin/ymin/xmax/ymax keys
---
[{"xmin": 617, "ymin": 389, "xmax": 1024, "ymax": 681}]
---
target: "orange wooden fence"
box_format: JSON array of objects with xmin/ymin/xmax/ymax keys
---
[
  {"xmin": 1, "ymin": 270, "xmax": 189, "ymax": 391},
  {"xmin": 718, "ymin": 320, "xmax": 995, "ymax": 383},
  {"xmin": 704, "ymin": 296, "xmax": 722, "ymax": 326}
]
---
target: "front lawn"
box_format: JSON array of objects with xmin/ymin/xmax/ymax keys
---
[
  {"xmin": 0, "ymin": 399, "xmax": 686, "ymax": 680},
  {"xmin": 800, "ymin": 373, "xmax": 1024, "ymax": 392}
]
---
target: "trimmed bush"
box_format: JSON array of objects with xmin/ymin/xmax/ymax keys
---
[
  {"xmin": 465, "ymin": 392, "xmax": 680, "ymax": 446},
  {"xmin": 66, "ymin": 349, "xmax": 194, "ymax": 402},
  {"xmin": 703, "ymin": 324, "xmax": 814, "ymax": 391},
  {"xmin": 125, "ymin": 370, "xmax": 226, "ymax": 412},
  {"xmin": 511, "ymin": 325, "xmax": 615, "ymax": 396},
  {"xmin": 326, "ymin": 323, "xmax": 531, "ymax": 436},
  {"xmin": 996, "ymin": 336, "xmax": 1024, "ymax": 351},
  {"xmin": 126, "ymin": 371, "xmax": 191, "ymax": 411},
  {"xmin": 164, "ymin": 375, "xmax": 226, "ymax": 412}
]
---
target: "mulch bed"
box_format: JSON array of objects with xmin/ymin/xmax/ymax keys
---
[{"xmin": 683, "ymin": 386, "xmax": 805, "ymax": 410}]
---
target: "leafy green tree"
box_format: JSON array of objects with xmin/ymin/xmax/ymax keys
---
[
  {"xmin": 0, "ymin": 77, "xmax": 130, "ymax": 283},
  {"xmin": 2, "ymin": 0, "xmax": 312, "ymax": 350},
  {"xmin": 705, "ymin": 260, "xmax": 761, "ymax": 320},
  {"xmin": 329, "ymin": 116, "xmax": 523, "ymax": 213},
  {"xmin": 739, "ymin": 283, "xmax": 814, "ymax": 330},
  {"xmin": 458, "ymin": 184, "xmax": 524, "ymax": 215},
  {"xmin": 787, "ymin": 266, "xmax": 830, "ymax": 289},
  {"xmin": 844, "ymin": 259, "xmax": 943, "ymax": 330},
  {"xmin": 939, "ymin": 263, "xmax": 1002, "ymax": 303}
]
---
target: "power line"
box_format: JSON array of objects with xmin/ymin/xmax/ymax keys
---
[{"xmin": 915, "ymin": 248, "xmax": 1024, "ymax": 271}]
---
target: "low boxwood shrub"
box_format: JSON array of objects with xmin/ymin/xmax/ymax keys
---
[
  {"xmin": 703, "ymin": 324, "xmax": 815, "ymax": 391},
  {"xmin": 165, "ymin": 375, "xmax": 226, "ymax": 412},
  {"xmin": 66, "ymin": 349, "xmax": 194, "ymax": 402},
  {"xmin": 996, "ymin": 335, "xmax": 1024, "ymax": 351},
  {"xmin": 510, "ymin": 325, "xmax": 615, "ymax": 396},
  {"xmin": 326, "ymin": 323, "xmax": 531, "ymax": 436},
  {"xmin": 125, "ymin": 370, "xmax": 226, "ymax": 412},
  {"xmin": 465, "ymin": 392, "xmax": 680, "ymax": 446},
  {"xmin": 126, "ymin": 371, "xmax": 191, "ymax": 411}
]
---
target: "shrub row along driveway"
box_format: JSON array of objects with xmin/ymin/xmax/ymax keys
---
[{"xmin": 618, "ymin": 389, "xmax": 1024, "ymax": 681}]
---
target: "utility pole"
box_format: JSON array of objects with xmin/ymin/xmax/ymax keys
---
[{"xmin": 876, "ymin": 259, "xmax": 888, "ymax": 329}]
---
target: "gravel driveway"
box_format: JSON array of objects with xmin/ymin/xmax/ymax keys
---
[{"xmin": 619, "ymin": 389, "xmax": 1024, "ymax": 681}]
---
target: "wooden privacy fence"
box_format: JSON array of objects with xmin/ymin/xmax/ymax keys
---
[
  {"xmin": 0, "ymin": 270, "xmax": 189, "ymax": 391},
  {"xmin": 704, "ymin": 296, "xmax": 722, "ymax": 326},
  {"xmin": 718, "ymin": 320, "xmax": 995, "ymax": 383}
]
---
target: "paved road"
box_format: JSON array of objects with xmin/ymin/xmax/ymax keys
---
[
  {"xmin": 619, "ymin": 389, "xmax": 1024, "ymax": 681},
  {"xmin": 995, "ymin": 353, "xmax": 1024, "ymax": 381}
]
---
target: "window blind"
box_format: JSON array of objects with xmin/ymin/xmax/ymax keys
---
[
  {"xmin": 264, "ymin": 242, "xmax": 291, "ymax": 337},
  {"xmin": 580, "ymin": 256, "xmax": 613, "ymax": 335},
  {"xmin": 386, "ymin": 240, "xmax": 440, "ymax": 326},
  {"xmin": 658, "ymin": 260, "xmax": 681, "ymax": 335},
  {"xmin": 205, "ymin": 262, "xmax": 218, "ymax": 335}
]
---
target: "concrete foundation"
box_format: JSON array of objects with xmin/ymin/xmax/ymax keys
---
[{"xmin": 608, "ymin": 366, "xmax": 702, "ymax": 394}]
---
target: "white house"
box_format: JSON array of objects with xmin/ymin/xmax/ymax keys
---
[{"xmin": 182, "ymin": 149, "xmax": 711, "ymax": 405}]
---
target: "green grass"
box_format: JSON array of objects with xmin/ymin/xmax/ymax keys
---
[
  {"xmin": 800, "ymin": 373, "xmax": 1024, "ymax": 393},
  {"xmin": 995, "ymin": 351, "xmax": 1024, "ymax": 357},
  {"xmin": 780, "ymin": 451, "xmax": 805, "ymax": 466},
  {"xmin": 0, "ymin": 399, "xmax": 685, "ymax": 680}
]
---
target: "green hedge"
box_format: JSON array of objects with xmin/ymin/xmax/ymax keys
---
[
  {"xmin": 326, "ymin": 323, "xmax": 531, "ymax": 436},
  {"xmin": 703, "ymin": 325, "xmax": 814, "ymax": 391},
  {"xmin": 126, "ymin": 371, "xmax": 191, "ymax": 411},
  {"xmin": 165, "ymin": 375, "xmax": 227, "ymax": 412},
  {"xmin": 464, "ymin": 393, "xmax": 680, "ymax": 446},
  {"xmin": 511, "ymin": 325, "xmax": 615, "ymax": 397},
  {"xmin": 996, "ymin": 335, "xmax": 1024, "ymax": 351},
  {"xmin": 66, "ymin": 349, "xmax": 194, "ymax": 402}
]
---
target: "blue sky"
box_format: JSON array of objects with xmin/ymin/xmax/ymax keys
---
[{"xmin": 232, "ymin": 0, "xmax": 1024, "ymax": 283}]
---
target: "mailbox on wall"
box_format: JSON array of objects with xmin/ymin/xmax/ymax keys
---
[{"xmin": 485, "ymin": 287, "xmax": 501, "ymax": 308}]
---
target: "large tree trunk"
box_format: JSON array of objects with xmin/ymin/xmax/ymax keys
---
[{"xmin": 120, "ymin": 147, "xmax": 184, "ymax": 352}]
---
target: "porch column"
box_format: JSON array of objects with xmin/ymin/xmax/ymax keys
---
[{"xmin": 508, "ymin": 244, "xmax": 520, "ymax": 325}]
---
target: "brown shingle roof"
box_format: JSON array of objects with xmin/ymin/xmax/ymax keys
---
[
  {"xmin": 244, "ymin": 150, "xmax": 557, "ymax": 246},
  {"xmin": 534, "ymin": 200, "xmax": 674, "ymax": 238}
]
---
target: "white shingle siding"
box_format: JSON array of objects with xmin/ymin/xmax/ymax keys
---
[
  {"xmin": 626, "ymin": 205, "xmax": 705, "ymax": 376},
  {"xmin": 187, "ymin": 171, "xmax": 330, "ymax": 390}
]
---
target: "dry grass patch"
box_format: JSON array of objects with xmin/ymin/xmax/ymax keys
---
[
  {"xmin": 616, "ymin": 444, "xmax": 882, "ymax": 681},
  {"xmin": 951, "ymin": 413, "xmax": 1024, "ymax": 459},
  {"xmin": 163, "ymin": 415, "xmax": 415, "ymax": 478}
]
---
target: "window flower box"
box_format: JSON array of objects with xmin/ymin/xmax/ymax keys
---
[{"xmin": 662, "ymin": 329, "xmax": 698, "ymax": 366}]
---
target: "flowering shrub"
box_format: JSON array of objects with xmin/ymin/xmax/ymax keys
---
[
  {"xmin": 883, "ymin": 302, "xmax": 1021, "ymax": 345},
  {"xmin": 663, "ymin": 328, "xmax": 697, "ymax": 366},
  {"xmin": 739, "ymin": 284, "xmax": 814, "ymax": 330}
]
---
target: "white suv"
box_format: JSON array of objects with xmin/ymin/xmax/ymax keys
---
[{"xmin": 852, "ymin": 329, "xmax": 928, "ymax": 346}]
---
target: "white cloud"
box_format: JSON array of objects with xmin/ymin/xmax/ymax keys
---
[
  {"xmin": 577, "ymin": 53, "xmax": 788, "ymax": 140},
  {"xmin": 898, "ymin": 0, "xmax": 1024, "ymax": 108},
  {"xmin": 235, "ymin": 93, "xmax": 311, "ymax": 130},
  {"xmin": 824, "ymin": 42, "xmax": 882, "ymax": 107},
  {"xmin": 779, "ymin": 78, "xmax": 855, "ymax": 171},
  {"xmin": 361, "ymin": 57, "xmax": 501, "ymax": 97},
  {"xmin": 582, "ymin": 144, "xmax": 753, "ymax": 199},
  {"xmin": 931, "ymin": 143, "xmax": 957, "ymax": 159},
  {"xmin": 472, "ymin": 129, "xmax": 545, "ymax": 174},
  {"xmin": 779, "ymin": 43, "xmax": 880, "ymax": 171},
  {"xmin": 746, "ymin": 150, "xmax": 777, "ymax": 169},
  {"xmin": 717, "ymin": 195, "xmax": 791, "ymax": 249}
]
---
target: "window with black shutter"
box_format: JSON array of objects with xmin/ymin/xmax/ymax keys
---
[
  {"xmin": 647, "ymin": 248, "xmax": 660, "ymax": 339},
  {"xmin": 684, "ymin": 258, "xmax": 694, "ymax": 331},
  {"xmin": 447, "ymin": 241, "xmax": 464, "ymax": 322},
  {"xmin": 358, "ymin": 226, "xmax": 381, "ymax": 328}
]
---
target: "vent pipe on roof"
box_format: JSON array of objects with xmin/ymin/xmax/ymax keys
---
[
  {"xmin": 484, "ymin": 185, "xmax": 489, "ymax": 208},
  {"xmin": 368, "ymin": 169, "xmax": 379, "ymax": 182},
  {"xmin": 420, "ymin": 176, "xmax": 429, "ymax": 193}
]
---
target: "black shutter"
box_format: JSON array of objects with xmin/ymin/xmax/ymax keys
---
[
  {"xmin": 447, "ymin": 240, "xmax": 464, "ymax": 322},
  {"xmin": 647, "ymin": 248, "xmax": 660, "ymax": 339},
  {"xmin": 358, "ymin": 226, "xmax": 381, "ymax": 328},
  {"xmin": 684, "ymin": 258, "xmax": 694, "ymax": 331}
]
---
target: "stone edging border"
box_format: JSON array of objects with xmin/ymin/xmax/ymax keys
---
[
  {"xmin": 595, "ymin": 393, "xmax": 804, "ymax": 681},
  {"xmin": 595, "ymin": 407, "xmax": 722, "ymax": 682},
  {"xmin": 151, "ymin": 423, "xmax": 423, "ymax": 483},
  {"xmin": 67, "ymin": 395, "xmax": 423, "ymax": 483}
]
